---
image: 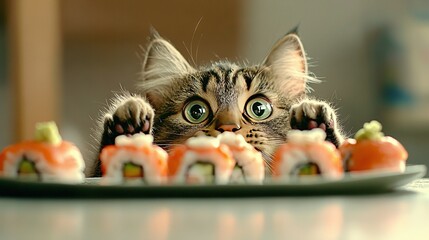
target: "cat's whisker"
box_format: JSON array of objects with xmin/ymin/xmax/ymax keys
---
[
  {"xmin": 266, "ymin": 163, "xmax": 275, "ymax": 174},
  {"xmin": 182, "ymin": 42, "xmax": 196, "ymax": 67},
  {"xmin": 190, "ymin": 17, "xmax": 203, "ymax": 66},
  {"xmin": 260, "ymin": 151, "xmax": 275, "ymax": 174},
  {"xmin": 265, "ymin": 164, "xmax": 274, "ymax": 175},
  {"xmin": 265, "ymin": 136, "xmax": 286, "ymax": 141},
  {"xmin": 195, "ymin": 33, "xmax": 203, "ymax": 65}
]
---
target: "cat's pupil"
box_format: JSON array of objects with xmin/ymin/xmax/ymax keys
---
[
  {"xmin": 190, "ymin": 104, "xmax": 205, "ymax": 120},
  {"xmin": 252, "ymin": 102, "xmax": 266, "ymax": 117}
]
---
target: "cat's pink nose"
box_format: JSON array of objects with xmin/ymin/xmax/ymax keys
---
[{"xmin": 217, "ymin": 124, "xmax": 241, "ymax": 133}]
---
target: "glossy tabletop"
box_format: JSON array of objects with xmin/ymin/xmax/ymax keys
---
[{"xmin": 1, "ymin": 179, "xmax": 428, "ymax": 240}]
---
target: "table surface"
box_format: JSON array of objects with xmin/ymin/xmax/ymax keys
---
[{"xmin": 1, "ymin": 179, "xmax": 429, "ymax": 240}]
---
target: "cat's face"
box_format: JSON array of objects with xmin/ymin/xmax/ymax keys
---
[{"xmin": 139, "ymin": 32, "xmax": 317, "ymax": 170}]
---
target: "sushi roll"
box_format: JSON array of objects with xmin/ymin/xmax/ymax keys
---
[
  {"xmin": 0, "ymin": 122, "xmax": 85, "ymax": 183},
  {"xmin": 168, "ymin": 136, "xmax": 235, "ymax": 185},
  {"xmin": 339, "ymin": 120, "xmax": 408, "ymax": 173},
  {"xmin": 217, "ymin": 132, "xmax": 265, "ymax": 184},
  {"xmin": 100, "ymin": 133, "xmax": 168, "ymax": 184},
  {"xmin": 272, "ymin": 128, "xmax": 343, "ymax": 180}
]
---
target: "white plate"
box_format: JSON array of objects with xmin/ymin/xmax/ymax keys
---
[{"xmin": 0, "ymin": 165, "xmax": 426, "ymax": 198}]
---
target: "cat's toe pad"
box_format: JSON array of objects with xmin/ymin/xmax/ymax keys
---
[
  {"xmin": 289, "ymin": 99, "xmax": 343, "ymax": 147},
  {"xmin": 307, "ymin": 120, "xmax": 326, "ymax": 131},
  {"xmin": 112, "ymin": 120, "xmax": 149, "ymax": 135},
  {"xmin": 290, "ymin": 100, "xmax": 336, "ymax": 131},
  {"xmin": 105, "ymin": 97, "xmax": 154, "ymax": 137}
]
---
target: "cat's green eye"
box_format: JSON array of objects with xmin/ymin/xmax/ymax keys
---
[
  {"xmin": 183, "ymin": 100, "xmax": 210, "ymax": 124},
  {"xmin": 246, "ymin": 97, "xmax": 272, "ymax": 121}
]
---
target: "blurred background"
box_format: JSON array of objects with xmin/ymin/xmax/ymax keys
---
[{"xmin": 0, "ymin": 0, "xmax": 428, "ymax": 176}]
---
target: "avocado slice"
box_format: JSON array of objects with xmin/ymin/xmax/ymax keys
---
[
  {"xmin": 123, "ymin": 162, "xmax": 144, "ymax": 179},
  {"xmin": 17, "ymin": 158, "xmax": 40, "ymax": 181},
  {"xmin": 186, "ymin": 162, "xmax": 215, "ymax": 184},
  {"xmin": 295, "ymin": 163, "xmax": 321, "ymax": 176}
]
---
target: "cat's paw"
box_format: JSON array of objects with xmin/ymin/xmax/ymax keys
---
[
  {"xmin": 289, "ymin": 99, "xmax": 343, "ymax": 147},
  {"xmin": 94, "ymin": 96, "xmax": 154, "ymax": 177},
  {"xmin": 104, "ymin": 97, "xmax": 154, "ymax": 139}
]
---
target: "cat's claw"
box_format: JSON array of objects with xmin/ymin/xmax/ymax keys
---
[
  {"xmin": 103, "ymin": 97, "xmax": 154, "ymax": 142},
  {"xmin": 289, "ymin": 99, "xmax": 343, "ymax": 147}
]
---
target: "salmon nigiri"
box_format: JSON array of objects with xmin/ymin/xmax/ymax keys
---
[
  {"xmin": 0, "ymin": 122, "xmax": 85, "ymax": 183},
  {"xmin": 339, "ymin": 120, "xmax": 408, "ymax": 173}
]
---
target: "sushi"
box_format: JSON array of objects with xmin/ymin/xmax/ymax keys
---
[
  {"xmin": 272, "ymin": 128, "xmax": 343, "ymax": 180},
  {"xmin": 217, "ymin": 132, "xmax": 265, "ymax": 184},
  {"xmin": 339, "ymin": 120, "xmax": 408, "ymax": 173},
  {"xmin": 0, "ymin": 122, "xmax": 85, "ymax": 183},
  {"xmin": 100, "ymin": 133, "xmax": 168, "ymax": 184},
  {"xmin": 168, "ymin": 136, "xmax": 235, "ymax": 184}
]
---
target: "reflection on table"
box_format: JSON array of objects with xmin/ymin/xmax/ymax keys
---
[{"xmin": 1, "ymin": 181, "xmax": 428, "ymax": 240}]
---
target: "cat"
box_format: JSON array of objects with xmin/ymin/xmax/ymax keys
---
[{"xmin": 91, "ymin": 30, "xmax": 345, "ymax": 177}]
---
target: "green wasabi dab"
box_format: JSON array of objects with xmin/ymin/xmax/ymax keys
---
[
  {"xmin": 354, "ymin": 120, "xmax": 385, "ymax": 141},
  {"xmin": 35, "ymin": 121, "xmax": 62, "ymax": 145}
]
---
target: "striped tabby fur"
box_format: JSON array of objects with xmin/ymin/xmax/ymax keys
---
[{"xmin": 92, "ymin": 31, "xmax": 344, "ymax": 177}]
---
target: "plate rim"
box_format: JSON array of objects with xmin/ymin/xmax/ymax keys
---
[{"xmin": 0, "ymin": 164, "xmax": 426, "ymax": 198}]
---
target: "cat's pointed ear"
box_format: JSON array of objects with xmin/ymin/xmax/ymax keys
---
[
  {"xmin": 140, "ymin": 32, "xmax": 195, "ymax": 107},
  {"xmin": 262, "ymin": 33, "xmax": 315, "ymax": 98}
]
